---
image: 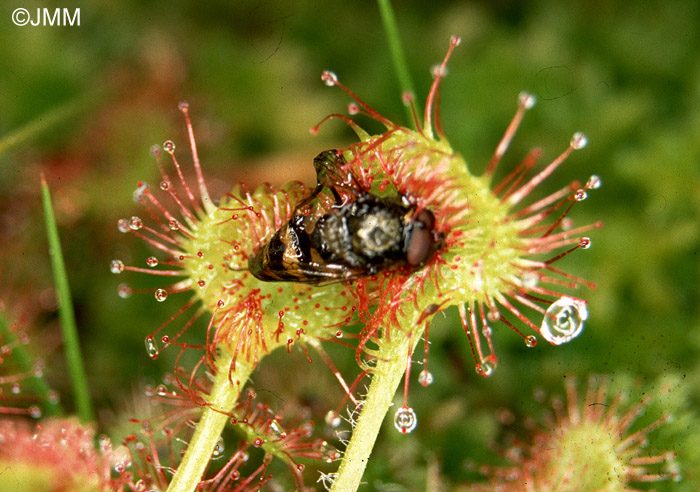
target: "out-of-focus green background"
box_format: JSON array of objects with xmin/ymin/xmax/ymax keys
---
[{"xmin": 1, "ymin": 0, "xmax": 698, "ymax": 490}]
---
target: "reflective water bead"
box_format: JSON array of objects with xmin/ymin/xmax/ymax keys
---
[
  {"xmin": 28, "ymin": 405, "xmax": 42, "ymax": 418},
  {"xmin": 144, "ymin": 336, "xmax": 159, "ymax": 359},
  {"xmin": 394, "ymin": 406, "xmax": 417, "ymax": 434},
  {"xmin": 325, "ymin": 410, "xmax": 341, "ymax": 428},
  {"xmin": 212, "ymin": 437, "xmax": 225, "ymax": 458},
  {"xmin": 109, "ymin": 260, "xmax": 125, "ymax": 274},
  {"xmin": 320, "ymin": 441, "xmax": 340, "ymax": 463},
  {"xmin": 132, "ymin": 182, "xmax": 149, "ymax": 203},
  {"xmin": 540, "ymin": 297, "xmax": 588, "ymax": 345},
  {"xmin": 574, "ymin": 189, "xmax": 588, "ymax": 201},
  {"xmin": 117, "ymin": 284, "xmax": 132, "ymax": 299},
  {"xmin": 154, "ymin": 288, "xmax": 168, "ymax": 302},
  {"xmin": 321, "ymin": 70, "xmax": 338, "ymax": 86},
  {"xmin": 146, "ymin": 256, "xmax": 158, "ymax": 267},
  {"xmin": 478, "ymin": 358, "xmax": 495, "ymax": 377},
  {"xmin": 169, "ymin": 219, "xmax": 180, "ymax": 230},
  {"xmin": 580, "ymin": 237, "xmax": 592, "ymax": 249},
  {"xmin": 418, "ymin": 369, "xmax": 434, "ymax": 387},
  {"xmin": 519, "ymin": 91, "xmax": 536, "ymax": 109},
  {"xmin": 117, "ymin": 219, "xmax": 130, "ymax": 233},
  {"xmin": 587, "ymin": 174, "xmax": 602, "ymax": 189},
  {"xmin": 571, "ymin": 132, "xmax": 588, "ymax": 149},
  {"xmin": 525, "ymin": 335, "xmax": 538, "ymax": 348},
  {"xmin": 163, "ymin": 140, "xmax": 175, "ymax": 154},
  {"xmin": 128, "ymin": 216, "xmax": 143, "ymax": 230},
  {"xmin": 178, "ymin": 101, "xmax": 189, "ymax": 111}
]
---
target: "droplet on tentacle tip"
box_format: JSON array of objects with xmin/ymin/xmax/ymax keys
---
[
  {"xmin": 394, "ymin": 406, "xmax": 417, "ymax": 434},
  {"xmin": 540, "ymin": 297, "xmax": 588, "ymax": 345},
  {"xmin": 145, "ymin": 336, "xmax": 159, "ymax": 359}
]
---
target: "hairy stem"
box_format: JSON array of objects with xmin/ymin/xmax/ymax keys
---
[
  {"xmin": 331, "ymin": 326, "xmax": 422, "ymax": 492},
  {"xmin": 166, "ymin": 354, "xmax": 255, "ymax": 492}
]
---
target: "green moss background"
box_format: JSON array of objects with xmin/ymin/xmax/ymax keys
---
[{"xmin": 1, "ymin": 0, "xmax": 698, "ymax": 490}]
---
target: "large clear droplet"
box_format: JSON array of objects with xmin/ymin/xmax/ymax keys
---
[
  {"xmin": 211, "ymin": 437, "xmax": 225, "ymax": 458},
  {"xmin": 109, "ymin": 260, "xmax": 125, "ymax": 274},
  {"xmin": 541, "ymin": 297, "xmax": 588, "ymax": 345},
  {"xmin": 418, "ymin": 369, "xmax": 434, "ymax": 387},
  {"xmin": 145, "ymin": 336, "xmax": 159, "ymax": 359},
  {"xmin": 154, "ymin": 289, "xmax": 168, "ymax": 302},
  {"xmin": 394, "ymin": 406, "xmax": 417, "ymax": 434},
  {"xmin": 325, "ymin": 410, "xmax": 341, "ymax": 428}
]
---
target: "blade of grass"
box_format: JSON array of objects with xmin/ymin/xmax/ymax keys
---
[
  {"xmin": 41, "ymin": 174, "xmax": 94, "ymax": 422},
  {"xmin": 0, "ymin": 312, "xmax": 63, "ymax": 417},
  {"xmin": 377, "ymin": 0, "xmax": 417, "ymax": 127}
]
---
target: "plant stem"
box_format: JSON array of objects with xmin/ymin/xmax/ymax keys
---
[
  {"xmin": 166, "ymin": 354, "xmax": 255, "ymax": 492},
  {"xmin": 377, "ymin": 0, "xmax": 417, "ymax": 127},
  {"xmin": 330, "ymin": 331, "xmax": 421, "ymax": 492},
  {"xmin": 41, "ymin": 175, "xmax": 94, "ymax": 422}
]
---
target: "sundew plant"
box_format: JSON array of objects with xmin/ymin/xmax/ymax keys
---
[{"xmin": 0, "ymin": 2, "xmax": 698, "ymax": 492}]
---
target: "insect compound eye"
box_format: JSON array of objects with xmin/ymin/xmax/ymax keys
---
[{"xmin": 405, "ymin": 210, "xmax": 437, "ymax": 267}]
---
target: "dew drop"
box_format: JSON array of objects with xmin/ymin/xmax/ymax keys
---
[
  {"xmin": 450, "ymin": 35, "xmax": 462, "ymax": 46},
  {"xmin": 47, "ymin": 390, "xmax": 60, "ymax": 404},
  {"xmin": 154, "ymin": 289, "xmax": 168, "ymax": 302},
  {"xmin": 163, "ymin": 140, "xmax": 175, "ymax": 154},
  {"xmin": 169, "ymin": 219, "xmax": 180, "ymax": 231},
  {"xmin": 117, "ymin": 219, "xmax": 130, "ymax": 233},
  {"xmin": 525, "ymin": 335, "xmax": 538, "ymax": 348},
  {"xmin": 325, "ymin": 410, "xmax": 341, "ymax": 428},
  {"xmin": 320, "ymin": 441, "xmax": 340, "ymax": 463},
  {"xmin": 540, "ymin": 297, "xmax": 588, "ymax": 345},
  {"xmin": 28, "ymin": 405, "xmax": 42, "ymax": 419},
  {"xmin": 146, "ymin": 256, "xmax": 158, "ymax": 267},
  {"xmin": 178, "ymin": 101, "xmax": 189, "ymax": 111},
  {"xmin": 476, "ymin": 358, "xmax": 496, "ymax": 377},
  {"xmin": 156, "ymin": 384, "xmax": 168, "ymax": 396},
  {"xmin": 430, "ymin": 63, "xmax": 448, "ymax": 79},
  {"xmin": 145, "ymin": 336, "xmax": 159, "ymax": 359},
  {"xmin": 110, "ymin": 260, "xmax": 125, "ymax": 274},
  {"xmin": 149, "ymin": 145, "xmax": 161, "ymax": 159},
  {"xmin": 212, "ymin": 437, "xmax": 225, "ymax": 458},
  {"xmin": 487, "ymin": 310, "xmax": 501, "ymax": 322},
  {"xmin": 394, "ymin": 406, "xmax": 417, "ymax": 434},
  {"xmin": 321, "ymin": 70, "xmax": 338, "ymax": 86},
  {"xmin": 570, "ymin": 132, "xmax": 588, "ymax": 149},
  {"xmin": 132, "ymin": 183, "xmax": 149, "ymax": 203},
  {"xmin": 253, "ymin": 437, "xmax": 264, "ymax": 447},
  {"xmin": 160, "ymin": 180, "xmax": 171, "ymax": 191},
  {"xmin": 117, "ymin": 284, "xmax": 132, "ymax": 299},
  {"xmin": 574, "ymin": 189, "xmax": 588, "ymax": 201},
  {"xmin": 269, "ymin": 419, "xmax": 287, "ymax": 439},
  {"xmin": 347, "ymin": 102, "xmax": 359, "ymax": 115},
  {"xmin": 11, "ymin": 383, "xmax": 20, "ymax": 394},
  {"xmin": 519, "ymin": 91, "xmax": 536, "ymax": 109},
  {"xmin": 129, "ymin": 216, "xmax": 143, "ymax": 231},
  {"xmin": 579, "ymin": 237, "xmax": 592, "ymax": 249},
  {"xmin": 586, "ymin": 174, "xmax": 602, "ymax": 189},
  {"xmin": 418, "ymin": 369, "xmax": 434, "ymax": 387}
]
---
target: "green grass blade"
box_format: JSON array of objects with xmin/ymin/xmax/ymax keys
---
[
  {"xmin": 0, "ymin": 312, "xmax": 63, "ymax": 417},
  {"xmin": 377, "ymin": 0, "xmax": 417, "ymax": 127},
  {"xmin": 41, "ymin": 174, "xmax": 95, "ymax": 422}
]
